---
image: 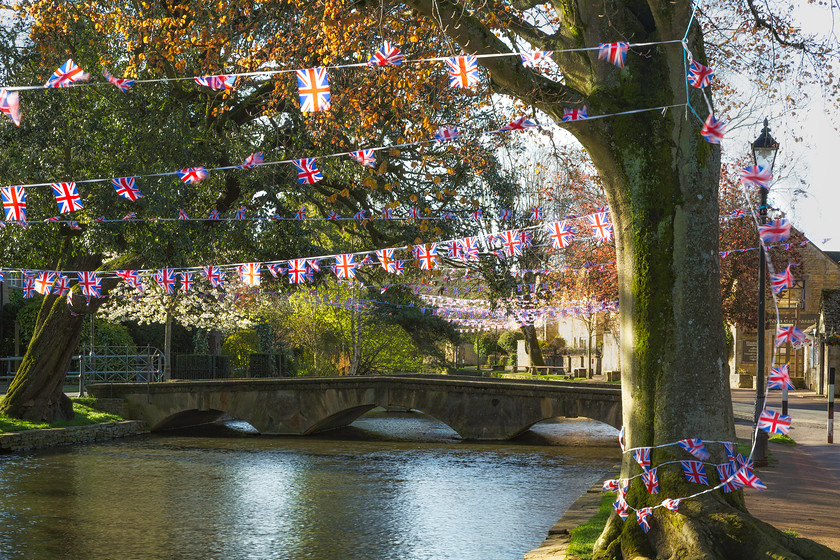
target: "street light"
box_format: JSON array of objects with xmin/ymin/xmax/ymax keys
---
[{"xmin": 752, "ymin": 118, "xmax": 779, "ymax": 466}]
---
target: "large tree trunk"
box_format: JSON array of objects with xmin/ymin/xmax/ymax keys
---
[{"xmin": 520, "ymin": 324, "xmax": 545, "ymax": 370}]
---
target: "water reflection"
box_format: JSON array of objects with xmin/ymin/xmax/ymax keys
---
[{"xmin": 0, "ymin": 413, "xmax": 618, "ymax": 560}]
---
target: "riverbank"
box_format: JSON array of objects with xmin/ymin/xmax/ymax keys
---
[{"xmin": 0, "ymin": 420, "xmax": 147, "ymax": 452}]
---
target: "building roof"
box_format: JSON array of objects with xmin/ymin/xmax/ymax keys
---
[
  {"xmin": 820, "ymin": 289, "xmax": 840, "ymax": 335},
  {"xmin": 825, "ymin": 251, "xmax": 840, "ymax": 266}
]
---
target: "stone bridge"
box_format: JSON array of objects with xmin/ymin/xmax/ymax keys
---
[{"xmin": 88, "ymin": 375, "xmax": 622, "ymax": 440}]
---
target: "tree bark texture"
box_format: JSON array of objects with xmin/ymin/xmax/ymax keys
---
[{"xmin": 520, "ymin": 324, "xmax": 545, "ymax": 369}]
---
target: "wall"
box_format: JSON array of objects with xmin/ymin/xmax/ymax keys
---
[{"xmin": 0, "ymin": 421, "xmax": 147, "ymax": 452}]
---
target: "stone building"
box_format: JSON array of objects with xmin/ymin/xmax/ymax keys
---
[{"xmin": 815, "ymin": 287, "xmax": 840, "ymax": 396}]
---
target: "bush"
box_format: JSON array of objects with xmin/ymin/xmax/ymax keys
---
[
  {"xmin": 497, "ymin": 330, "xmax": 524, "ymax": 354},
  {"xmin": 222, "ymin": 330, "xmax": 260, "ymax": 370},
  {"xmin": 474, "ymin": 334, "xmax": 498, "ymax": 357}
]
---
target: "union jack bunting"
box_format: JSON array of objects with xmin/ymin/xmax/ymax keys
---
[
  {"xmin": 327, "ymin": 211, "xmax": 339, "ymax": 221},
  {"xmin": 442, "ymin": 212, "xmax": 455, "ymax": 220},
  {"xmin": 368, "ymin": 41, "xmax": 404, "ymax": 66},
  {"xmin": 716, "ymin": 462, "xmax": 734, "ymax": 483},
  {"xmin": 376, "ymin": 249, "xmax": 396, "ymax": 273},
  {"xmin": 642, "ymin": 468, "xmax": 659, "ymax": 494},
  {"xmin": 1, "ymin": 186, "xmax": 27, "ymax": 221},
  {"xmin": 759, "ymin": 219, "xmax": 791, "ymax": 243},
  {"xmin": 416, "ymin": 244, "xmax": 438, "ymax": 270},
  {"xmin": 334, "ymin": 254, "xmax": 357, "ymax": 279},
  {"xmin": 547, "ymin": 221, "xmax": 576, "ymax": 248},
  {"xmin": 240, "ymin": 152, "xmax": 264, "ymax": 169},
  {"xmin": 203, "ymin": 266, "xmax": 225, "ymax": 288},
  {"xmin": 499, "ymin": 230, "xmax": 523, "ymax": 257},
  {"xmin": 33, "ymin": 271, "xmax": 56, "ymax": 295},
  {"xmin": 637, "ymin": 507, "xmax": 653, "ymax": 533},
  {"xmin": 307, "ymin": 259, "xmax": 321, "ymax": 272},
  {"xmin": 733, "ymin": 467, "xmax": 767, "ymax": 490},
  {"xmin": 521, "ymin": 230, "xmax": 533, "ymax": 248},
  {"xmin": 349, "ymin": 149, "xmax": 376, "ymax": 168},
  {"xmin": 598, "ymin": 42, "xmax": 630, "ymax": 68},
  {"xmin": 235, "ymin": 206, "xmax": 247, "ymax": 220},
  {"xmin": 94, "ymin": 216, "xmax": 106, "ymax": 223},
  {"xmin": 498, "ymin": 209, "xmax": 513, "ymax": 221},
  {"xmin": 739, "ymin": 164, "xmax": 773, "ymax": 189},
  {"xmin": 103, "ymin": 70, "xmax": 135, "ymax": 92},
  {"xmin": 680, "ymin": 460, "xmax": 708, "ymax": 485},
  {"xmin": 736, "ymin": 452, "xmax": 753, "ymax": 471},
  {"xmin": 154, "ymin": 268, "xmax": 177, "ymax": 294},
  {"xmin": 393, "ymin": 260, "xmax": 405, "ymax": 275},
  {"xmin": 471, "ymin": 209, "xmax": 483, "ymax": 220},
  {"xmin": 354, "ymin": 209, "xmax": 366, "ymax": 221},
  {"xmin": 529, "ymin": 206, "xmax": 544, "ymax": 220},
  {"xmin": 381, "ymin": 208, "xmax": 393, "ymax": 220},
  {"xmin": 77, "ymin": 271, "xmax": 102, "ymax": 298},
  {"xmin": 602, "ymin": 479, "xmax": 620, "ymax": 492},
  {"xmin": 445, "ymin": 55, "xmax": 479, "ymax": 88},
  {"xmin": 434, "ymin": 126, "xmax": 461, "ymax": 142},
  {"xmin": 448, "ymin": 241, "xmax": 463, "ymax": 261},
  {"xmin": 178, "ymin": 209, "xmax": 189, "ymax": 220},
  {"xmin": 177, "ymin": 167, "xmax": 209, "ymax": 184},
  {"xmin": 111, "ymin": 177, "xmax": 143, "ymax": 201},
  {"xmin": 459, "ymin": 237, "xmax": 480, "ymax": 261},
  {"xmin": 297, "ymin": 67, "xmax": 331, "ymax": 112},
  {"xmin": 677, "ymin": 438, "xmax": 710, "ymax": 461},
  {"xmin": 701, "ymin": 114, "xmax": 725, "ymax": 144},
  {"xmin": 768, "ymin": 364, "xmax": 795, "ymax": 390},
  {"xmin": 770, "ymin": 263, "xmax": 796, "ymax": 294},
  {"xmin": 0, "ymin": 88, "xmax": 21, "ymax": 126},
  {"xmin": 634, "ymin": 447, "xmax": 651, "ymax": 471},
  {"xmin": 194, "ymin": 75, "xmax": 236, "ymax": 91},
  {"xmin": 238, "ymin": 262, "xmax": 261, "ymax": 286},
  {"xmin": 293, "ymin": 158, "xmax": 323, "ymax": 184},
  {"xmin": 45, "ymin": 59, "xmax": 90, "ymax": 88},
  {"xmin": 23, "ymin": 276, "xmax": 35, "ymax": 299},
  {"xmin": 775, "ymin": 324, "xmax": 809, "ymax": 348},
  {"xmin": 409, "ymin": 207, "xmax": 421, "ymax": 220},
  {"xmin": 52, "ymin": 274, "xmax": 70, "ymax": 296},
  {"xmin": 730, "ymin": 209, "xmax": 745, "ymax": 218},
  {"xmin": 179, "ymin": 272, "xmax": 194, "ymax": 292},
  {"xmin": 613, "ymin": 496, "xmax": 630, "ymax": 520},
  {"xmin": 116, "ymin": 270, "xmax": 143, "ymax": 291},
  {"xmin": 295, "ymin": 206, "xmax": 307, "ymax": 220},
  {"xmin": 562, "ymin": 107, "xmax": 587, "ymax": 122},
  {"xmin": 724, "ymin": 442, "xmax": 737, "ymax": 468},
  {"xmin": 588, "ymin": 212, "xmax": 613, "ymax": 241},
  {"xmin": 361, "ymin": 254, "xmax": 374, "ymax": 265},
  {"xmin": 501, "ymin": 116, "xmax": 538, "ymax": 132},
  {"xmin": 661, "ymin": 498, "xmax": 682, "ymax": 512},
  {"xmin": 68, "ymin": 220, "xmax": 81, "ymax": 230},
  {"xmin": 520, "ymin": 51, "xmax": 553, "ymax": 67},
  {"xmin": 686, "ymin": 59, "xmax": 714, "ymax": 88},
  {"xmin": 758, "ymin": 409, "xmax": 791, "ymax": 435},
  {"xmin": 288, "ymin": 259, "xmax": 308, "ymax": 284},
  {"xmin": 266, "ymin": 263, "xmax": 285, "ymax": 278},
  {"xmin": 52, "ymin": 182, "xmax": 84, "ymax": 214}
]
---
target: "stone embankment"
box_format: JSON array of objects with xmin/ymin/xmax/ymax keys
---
[{"xmin": 0, "ymin": 421, "xmax": 147, "ymax": 452}]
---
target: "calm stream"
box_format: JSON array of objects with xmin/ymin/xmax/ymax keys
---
[{"xmin": 0, "ymin": 412, "xmax": 618, "ymax": 560}]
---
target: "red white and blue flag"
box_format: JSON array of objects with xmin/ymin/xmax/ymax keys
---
[
  {"xmin": 179, "ymin": 272, "xmax": 194, "ymax": 292},
  {"xmin": 22, "ymin": 276, "xmax": 35, "ymax": 299},
  {"xmin": 327, "ymin": 211, "xmax": 339, "ymax": 221},
  {"xmin": 562, "ymin": 106, "xmax": 587, "ymax": 122},
  {"xmin": 45, "ymin": 59, "xmax": 90, "ymax": 88},
  {"xmin": 588, "ymin": 212, "xmax": 613, "ymax": 241},
  {"xmin": 498, "ymin": 209, "xmax": 513, "ymax": 221},
  {"xmin": 701, "ymin": 114, "xmax": 725, "ymax": 144},
  {"xmin": 393, "ymin": 260, "xmax": 405, "ymax": 275},
  {"xmin": 154, "ymin": 268, "xmax": 177, "ymax": 294},
  {"xmin": 459, "ymin": 237, "xmax": 480, "ymax": 261},
  {"xmin": 381, "ymin": 208, "xmax": 393, "ymax": 220},
  {"xmin": 680, "ymin": 460, "xmax": 708, "ymax": 485},
  {"xmin": 376, "ymin": 249, "xmax": 396, "ymax": 273},
  {"xmin": 501, "ymin": 116, "xmax": 538, "ymax": 132},
  {"xmin": 240, "ymin": 152, "xmax": 264, "ymax": 169},
  {"xmin": 529, "ymin": 206, "xmax": 544, "ymax": 220},
  {"xmin": 642, "ymin": 468, "xmax": 659, "ymax": 494},
  {"xmin": 472, "ymin": 209, "xmax": 483, "ymax": 220},
  {"xmin": 103, "ymin": 70, "xmax": 135, "ymax": 92},
  {"xmin": 499, "ymin": 230, "xmax": 523, "ymax": 257},
  {"xmin": 52, "ymin": 182, "xmax": 84, "ymax": 213},
  {"xmin": 297, "ymin": 67, "xmax": 331, "ymax": 112},
  {"xmin": 739, "ymin": 165, "xmax": 773, "ymax": 189},
  {"xmin": 416, "ymin": 244, "xmax": 439, "ymax": 270},
  {"xmin": 335, "ymin": 254, "xmax": 357, "ymax": 279},
  {"xmin": 111, "ymin": 177, "xmax": 143, "ymax": 201},
  {"xmin": 77, "ymin": 271, "xmax": 102, "ymax": 298},
  {"xmin": 203, "ymin": 266, "xmax": 225, "ymax": 288},
  {"xmin": 637, "ymin": 507, "xmax": 653, "ymax": 533},
  {"xmin": 520, "ymin": 51, "xmax": 553, "ymax": 67},
  {"xmin": 716, "ymin": 462, "xmax": 734, "ymax": 482},
  {"xmin": 178, "ymin": 209, "xmax": 189, "ymax": 220},
  {"xmin": 434, "ymin": 126, "xmax": 461, "ymax": 142},
  {"xmin": 445, "ymin": 56, "xmax": 479, "ymax": 88},
  {"xmin": 33, "ymin": 271, "xmax": 56, "ymax": 295},
  {"xmin": 758, "ymin": 409, "xmax": 791, "ymax": 435},
  {"xmin": 613, "ymin": 496, "xmax": 630, "ymax": 520},
  {"xmin": 661, "ymin": 498, "xmax": 682, "ymax": 512},
  {"xmin": 194, "ymin": 75, "xmax": 236, "ymax": 91},
  {"xmin": 1, "ymin": 186, "xmax": 27, "ymax": 221},
  {"xmin": 759, "ymin": 219, "xmax": 791, "ymax": 244},
  {"xmin": 687, "ymin": 60, "xmax": 715, "ymax": 88},
  {"xmin": 0, "ymin": 88, "xmax": 21, "ymax": 126},
  {"xmin": 208, "ymin": 209, "xmax": 221, "ymax": 220},
  {"xmin": 177, "ymin": 167, "xmax": 209, "ymax": 184},
  {"xmin": 235, "ymin": 206, "xmax": 247, "ymax": 220},
  {"xmin": 238, "ymin": 262, "xmax": 261, "ymax": 286},
  {"xmin": 368, "ymin": 41, "xmax": 404, "ymax": 66},
  {"xmin": 350, "ymin": 149, "xmax": 376, "ymax": 168},
  {"xmin": 730, "ymin": 208, "xmax": 746, "ymax": 218},
  {"xmin": 116, "ymin": 270, "xmax": 143, "ymax": 292},
  {"xmin": 293, "ymin": 158, "xmax": 323, "ymax": 184},
  {"xmin": 288, "ymin": 259, "xmax": 308, "ymax": 284},
  {"xmin": 547, "ymin": 221, "xmax": 575, "ymax": 248},
  {"xmin": 598, "ymin": 42, "xmax": 630, "ymax": 68},
  {"xmin": 634, "ymin": 447, "xmax": 651, "ymax": 471},
  {"xmin": 677, "ymin": 438, "xmax": 710, "ymax": 461},
  {"xmin": 52, "ymin": 274, "xmax": 71, "ymax": 296},
  {"xmin": 768, "ymin": 364, "xmax": 795, "ymax": 390},
  {"xmin": 770, "ymin": 263, "xmax": 796, "ymax": 294},
  {"xmin": 732, "ymin": 467, "xmax": 767, "ymax": 490},
  {"xmin": 295, "ymin": 206, "xmax": 307, "ymax": 220}
]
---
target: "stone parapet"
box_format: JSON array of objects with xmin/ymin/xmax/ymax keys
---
[{"xmin": 0, "ymin": 421, "xmax": 147, "ymax": 453}]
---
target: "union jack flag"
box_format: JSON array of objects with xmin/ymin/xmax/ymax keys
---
[
  {"xmin": 203, "ymin": 265, "xmax": 225, "ymax": 288},
  {"xmin": 634, "ymin": 447, "xmax": 651, "ymax": 471},
  {"xmin": 0, "ymin": 88, "xmax": 21, "ymax": 126},
  {"xmin": 354, "ymin": 209, "xmax": 366, "ymax": 221},
  {"xmin": 547, "ymin": 221, "xmax": 575, "ymax": 248},
  {"xmin": 293, "ymin": 158, "xmax": 323, "ymax": 184},
  {"xmin": 68, "ymin": 220, "xmax": 81, "ymax": 230},
  {"xmin": 716, "ymin": 461, "xmax": 734, "ymax": 483},
  {"xmin": 770, "ymin": 263, "xmax": 796, "ymax": 294},
  {"xmin": 177, "ymin": 167, "xmax": 209, "ymax": 184},
  {"xmin": 701, "ymin": 114, "xmax": 725, "ymax": 144},
  {"xmin": 180, "ymin": 272, "xmax": 194, "ymax": 292},
  {"xmin": 613, "ymin": 496, "xmax": 630, "ymax": 520},
  {"xmin": 111, "ymin": 177, "xmax": 143, "ymax": 201},
  {"xmin": 116, "ymin": 270, "xmax": 143, "ymax": 291},
  {"xmin": 739, "ymin": 164, "xmax": 773, "ymax": 189},
  {"xmin": 45, "ymin": 59, "xmax": 90, "ymax": 88},
  {"xmin": 154, "ymin": 268, "xmax": 177, "ymax": 294},
  {"xmin": 381, "ymin": 208, "xmax": 393, "ymax": 220},
  {"xmin": 327, "ymin": 211, "xmax": 339, "ymax": 221},
  {"xmin": 1, "ymin": 186, "xmax": 27, "ymax": 221},
  {"xmin": 295, "ymin": 206, "xmax": 307, "ymax": 220},
  {"xmin": 445, "ymin": 55, "xmax": 479, "ymax": 88},
  {"xmin": 416, "ymin": 244, "xmax": 438, "ymax": 270},
  {"xmin": 520, "ymin": 51, "xmax": 553, "ymax": 67},
  {"xmin": 297, "ymin": 67, "xmax": 331, "ymax": 112},
  {"xmin": 562, "ymin": 106, "xmax": 587, "ymax": 122},
  {"xmin": 22, "ymin": 276, "xmax": 35, "ymax": 299},
  {"xmin": 730, "ymin": 208, "xmax": 745, "ymax": 218},
  {"xmin": 598, "ymin": 42, "xmax": 629, "ymax": 68},
  {"xmin": 732, "ymin": 467, "xmax": 767, "ymax": 490},
  {"xmin": 77, "ymin": 271, "xmax": 102, "ymax": 298},
  {"xmin": 368, "ymin": 41, "xmax": 404, "ymax": 66},
  {"xmin": 361, "ymin": 254, "xmax": 374, "ymax": 265},
  {"xmin": 602, "ymin": 479, "xmax": 620, "ymax": 492},
  {"xmin": 33, "ymin": 271, "xmax": 56, "ymax": 295},
  {"xmin": 642, "ymin": 468, "xmax": 659, "ymax": 494},
  {"xmin": 288, "ymin": 259, "xmax": 308, "ymax": 284},
  {"xmin": 103, "ymin": 70, "xmax": 135, "ymax": 92},
  {"xmin": 209, "ymin": 209, "xmax": 221, "ymax": 220},
  {"xmin": 724, "ymin": 442, "xmax": 737, "ymax": 468},
  {"xmin": 393, "ymin": 260, "xmax": 405, "ymax": 275},
  {"xmin": 677, "ymin": 438, "xmax": 710, "ymax": 461},
  {"xmin": 498, "ymin": 208, "xmax": 513, "ymax": 220},
  {"xmin": 235, "ymin": 206, "xmax": 247, "ymax": 220},
  {"xmin": 194, "ymin": 75, "xmax": 236, "ymax": 91},
  {"xmin": 266, "ymin": 263, "xmax": 285, "ymax": 278},
  {"xmin": 759, "ymin": 219, "xmax": 790, "ymax": 243},
  {"xmin": 768, "ymin": 364, "xmax": 795, "ymax": 390},
  {"xmin": 758, "ymin": 409, "xmax": 791, "ymax": 435},
  {"xmin": 472, "ymin": 209, "xmax": 483, "ymax": 219},
  {"xmin": 238, "ymin": 262, "xmax": 261, "ymax": 286},
  {"xmin": 588, "ymin": 212, "xmax": 613, "ymax": 241},
  {"xmin": 434, "ymin": 126, "xmax": 461, "ymax": 142},
  {"xmin": 687, "ymin": 60, "xmax": 714, "ymax": 88},
  {"xmin": 661, "ymin": 498, "xmax": 682, "ymax": 512},
  {"xmin": 349, "ymin": 149, "xmax": 376, "ymax": 168},
  {"xmin": 240, "ymin": 152, "xmax": 264, "ymax": 169},
  {"xmin": 376, "ymin": 249, "xmax": 396, "ymax": 273},
  {"xmin": 448, "ymin": 241, "xmax": 463, "ymax": 261},
  {"xmin": 409, "ymin": 207, "xmax": 421, "ymax": 220},
  {"xmin": 52, "ymin": 274, "xmax": 71, "ymax": 296},
  {"xmin": 94, "ymin": 216, "xmax": 106, "ymax": 223},
  {"xmin": 178, "ymin": 209, "xmax": 189, "ymax": 220},
  {"xmin": 499, "ymin": 230, "xmax": 523, "ymax": 256},
  {"xmin": 441, "ymin": 212, "xmax": 455, "ymax": 220},
  {"xmin": 307, "ymin": 259, "xmax": 321, "ymax": 272},
  {"xmin": 334, "ymin": 254, "xmax": 357, "ymax": 279},
  {"xmin": 681, "ymin": 460, "xmax": 708, "ymax": 485},
  {"xmin": 637, "ymin": 507, "xmax": 653, "ymax": 533},
  {"xmin": 52, "ymin": 182, "xmax": 84, "ymax": 214},
  {"xmin": 459, "ymin": 237, "xmax": 480, "ymax": 261},
  {"xmin": 529, "ymin": 206, "xmax": 544, "ymax": 220},
  {"xmin": 501, "ymin": 116, "xmax": 538, "ymax": 132}
]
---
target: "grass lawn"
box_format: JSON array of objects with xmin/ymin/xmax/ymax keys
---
[
  {"xmin": 567, "ymin": 492, "xmax": 616, "ymax": 559},
  {"xmin": 0, "ymin": 398, "xmax": 123, "ymax": 433}
]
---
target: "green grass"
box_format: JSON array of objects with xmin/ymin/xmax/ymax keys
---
[
  {"xmin": 567, "ymin": 492, "xmax": 615, "ymax": 559},
  {"xmin": 782, "ymin": 529, "xmax": 799, "ymax": 538},
  {"xmin": 0, "ymin": 399, "xmax": 123, "ymax": 433},
  {"xmin": 769, "ymin": 434, "xmax": 796, "ymax": 446}
]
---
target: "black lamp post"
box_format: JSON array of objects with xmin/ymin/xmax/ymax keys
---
[{"xmin": 752, "ymin": 118, "xmax": 779, "ymax": 466}]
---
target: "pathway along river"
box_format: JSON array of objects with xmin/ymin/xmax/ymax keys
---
[{"xmin": 0, "ymin": 411, "xmax": 619, "ymax": 560}]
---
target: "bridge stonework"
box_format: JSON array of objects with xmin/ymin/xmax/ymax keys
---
[{"xmin": 88, "ymin": 376, "xmax": 622, "ymax": 440}]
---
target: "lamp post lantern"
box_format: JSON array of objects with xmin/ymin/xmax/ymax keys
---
[{"xmin": 752, "ymin": 118, "xmax": 779, "ymax": 466}]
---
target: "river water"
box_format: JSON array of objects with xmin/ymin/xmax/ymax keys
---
[{"xmin": 0, "ymin": 412, "xmax": 618, "ymax": 560}]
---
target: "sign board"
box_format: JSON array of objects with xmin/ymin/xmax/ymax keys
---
[{"xmin": 741, "ymin": 339, "xmax": 758, "ymax": 364}]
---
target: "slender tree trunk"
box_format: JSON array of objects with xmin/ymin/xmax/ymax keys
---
[{"xmin": 164, "ymin": 311, "xmax": 172, "ymax": 380}]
